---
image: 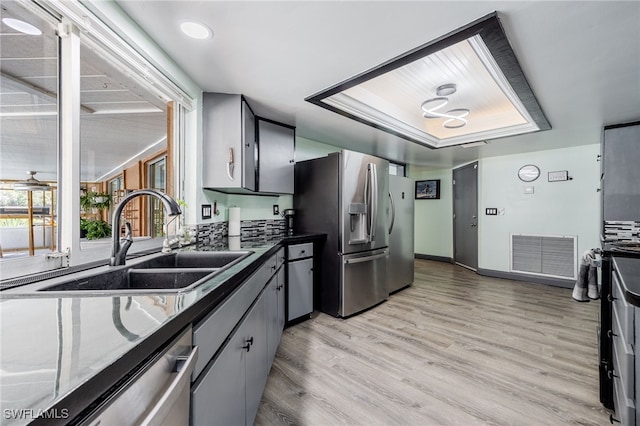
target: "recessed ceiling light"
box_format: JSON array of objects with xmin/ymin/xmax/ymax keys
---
[
  {"xmin": 180, "ymin": 21, "xmax": 213, "ymax": 40},
  {"xmin": 2, "ymin": 18, "xmax": 42, "ymax": 35}
]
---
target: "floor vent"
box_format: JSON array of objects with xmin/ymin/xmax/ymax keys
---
[{"xmin": 510, "ymin": 234, "xmax": 577, "ymax": 280}]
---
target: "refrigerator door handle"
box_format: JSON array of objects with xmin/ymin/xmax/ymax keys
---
[
  {"xmin": 388, "ymin": 191, "xmax": 396, "ymax": 235},
  {"xmin": 344, "ymin": 252, "xmax": 388, "ymax": 264},
  {"xmin": 369, "ymin": 163, "xmax": 378, "ymax": 243}
]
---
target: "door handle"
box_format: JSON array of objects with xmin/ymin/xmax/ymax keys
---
[
  {"xmin": 388, "ymin": 191, "xmax": 396, "ymax": 235},
  {"xmin": 344, "ymin": 252, "xmax": 388, "ymax": 264},
  {"xmin": 226, "ymin": 147, "xmax": 235, "ymax": 181}
]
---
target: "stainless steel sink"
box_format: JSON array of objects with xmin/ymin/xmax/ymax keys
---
[{"xmin": 11, "ymin": 250, "xmax": 254, "ymax": 294}]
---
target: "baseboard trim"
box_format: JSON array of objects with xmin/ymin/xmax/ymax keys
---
[
  {"xmin": 415, "ymin": 254, "xmax": 453, "ymax": 264},
  {"xmin": 477, "ymin": 268, "xmax": 575, "ymax": 289}
]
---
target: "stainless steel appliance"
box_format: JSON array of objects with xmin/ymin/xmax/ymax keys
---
[
  {"xmin": 80, "ymin": 327, "xmax": 197, "ymax": 426},
  {"xmin": 388, "ymin": 175, "xmax": 415, "ymax": 293},
  {"xmin": 294, "ymin": 150, "xmax": 389, "ymax": 317}
]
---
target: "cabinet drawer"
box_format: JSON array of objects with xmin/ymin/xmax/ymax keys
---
[
  {"xmin": 192, "ymin": 264, "xmax": 266, "ymax": 380},
  {"xmin": 265, "ymin": 249, "xmax": 284, "ymax": 278},
  {"xmin": 611, "ymin": 321, "xmax": 634, "ymax": 400},
  {"xmin": 613, "ymin": 372, "xmax": 636, "ymax": 426},
  {"xmin": 288, "ymin": 243, "xmax": 313, "ymax": 261},
  {"xmin": 612, "ymin": 271, "xmax": 634, "ymax": 339}
]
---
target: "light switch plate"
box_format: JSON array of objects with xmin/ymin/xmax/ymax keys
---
[{"xmin": 548, "ymin": 170, "xmax": 569, "ymax": 182}]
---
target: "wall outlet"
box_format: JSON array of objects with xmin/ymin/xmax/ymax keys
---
[{"xmin": 273, "ymin": 204, "xmax": 279, "ymax": 215}]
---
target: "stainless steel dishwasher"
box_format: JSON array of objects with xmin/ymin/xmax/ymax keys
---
[{"xmin": 80, "ymin": 326, "xmax": 197, "ymax": 426}]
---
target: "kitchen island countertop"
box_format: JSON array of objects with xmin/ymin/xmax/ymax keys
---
[{"xmin": 0, "ymin": 233, "xmax": 324, "ymax": 425}]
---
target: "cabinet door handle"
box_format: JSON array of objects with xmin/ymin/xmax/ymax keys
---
[{"xmin": 226, "ymin": 147, "xmax": 235, "ymax": 181}]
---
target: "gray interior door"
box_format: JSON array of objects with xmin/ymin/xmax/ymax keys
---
[{"xmin": 453, "ymin": 162, "xmax": 478, "ymax": 270}]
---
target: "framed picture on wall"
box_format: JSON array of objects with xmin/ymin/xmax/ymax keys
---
[{"xmin": 415, "ymin": 179, "xmax": 440, "ymax": 199}]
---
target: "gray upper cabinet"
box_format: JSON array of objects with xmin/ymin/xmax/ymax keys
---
[
  {"xmin": 257, "ymin": 118, "xmax": 295, "ymax": 194},
  {"xmin": 602, "ymin": 122, "xmax": 640, "ymax": 222},
  {"xmin": 202, "ymin": 93, "xmax": 295, "ymax": 195},
  {"xmin": 203, "ymin": 93, "xmax": 256, "ymax": 192}
]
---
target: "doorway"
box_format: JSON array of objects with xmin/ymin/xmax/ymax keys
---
[{"xmin": 453, "ymin": 162, "xmax": 478, "ymax": 270}]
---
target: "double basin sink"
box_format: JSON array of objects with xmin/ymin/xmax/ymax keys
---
[{"xmin": 14, "ymin": 251, "xmax": 253, "ymax": 295}]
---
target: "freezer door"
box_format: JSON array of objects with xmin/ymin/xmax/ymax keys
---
[
  {"xmin": 341, "ymin": 150, "xmax": 389, "ymax": 254},
  {"xmin": 340, "ymin": 248, "xmax": 388, "ymax": 317},
  {"xmin": 388, "ymin": 175, "xmax": 415, "ymax": 293}
]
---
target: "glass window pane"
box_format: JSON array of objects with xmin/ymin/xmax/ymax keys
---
[
  {"xmin": 79, "ymin": 38, "xmax": 167, "ymax": 248},
  {"xmin": 0, "ymin": 2, "xmax": 59, "ymax": 261}
]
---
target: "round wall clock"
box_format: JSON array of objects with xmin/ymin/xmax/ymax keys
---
[{"xmin": 518, "ymin": 164, "xmax": 540, "ymax": 182}]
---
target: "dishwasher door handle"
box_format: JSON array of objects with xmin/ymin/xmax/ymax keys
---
[{"xmin": 140, "ymin": 345, "xmax": 199, "ymax": 426}]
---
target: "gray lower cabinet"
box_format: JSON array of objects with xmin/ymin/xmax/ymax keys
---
[
  {"xmin": 287, "ymin": 243, "xmax": 314, "ymax": 323},
  {"xmin": 191, "ymin": 248, "xmax": 285, "ymax": 426},
  {"xmin": 610, "ymin": 262, "xmax": 637, "ymax": 426}
]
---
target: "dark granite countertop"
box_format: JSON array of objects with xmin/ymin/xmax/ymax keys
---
[
  {"xmin": 612, "ymin": 256, "xmax": 640, "ymax": 307},
  {"xmin": 0, "ymin": 233, "xmax": 325, "ymax": 425}
]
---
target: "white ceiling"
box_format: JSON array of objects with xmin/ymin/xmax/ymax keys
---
[{"xmin": 115, "ymin": 0, "xmax": 640, "ymax": 169}]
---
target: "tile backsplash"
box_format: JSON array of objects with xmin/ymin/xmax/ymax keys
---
[{"xmin": 197, "ymin": 219, "xmax": 286, "ymax": 244}]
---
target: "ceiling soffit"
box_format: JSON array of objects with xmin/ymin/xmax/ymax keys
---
[{"xmin": 305, "ymin": 12, "xmax": 551, "ymax": 149}]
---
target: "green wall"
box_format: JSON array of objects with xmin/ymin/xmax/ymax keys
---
[
  {"xmin": 409, "ymin": 167, "xmax": 453, "ymax": 258},
  {"xmin": 410, "ymin": 143, "xmax": 601, "ymax": 275},
  {"xmin": 477, "ymin": 144, "xmax": 600, "ymax": 272}
]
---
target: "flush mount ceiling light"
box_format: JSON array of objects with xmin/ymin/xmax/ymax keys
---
[
  {"xmin": 2, "ymin": 17, "xmax": 42, "ymax": 35},
  {"xmin": 180, "ymin": 21, "xmax": 213, "ymax": 40},
  {"xmin": 305, "ymin": 12, "xmax": 550, "ymax": 149},
  {"xmin": 13, "ymin": 171, "xmax": 50, "ymax": 191}
]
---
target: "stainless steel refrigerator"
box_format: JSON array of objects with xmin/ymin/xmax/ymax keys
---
[
  {"xmin": 294, "ymin": 150, "xmax": 389, "ymax": 318},
  {"xmin": 388, "ymin": 175, "xmax": 415, "ymax": 293}
]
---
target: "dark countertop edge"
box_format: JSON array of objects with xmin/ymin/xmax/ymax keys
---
[
  {"xmin": 611, "ymin": 255, "xmax": 640, "ymax": 307},
  {"xmin": 31, "ymin": 234, "xmax": 326, "ymax": 425}
]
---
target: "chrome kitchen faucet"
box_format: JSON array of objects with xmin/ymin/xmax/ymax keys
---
[{"xmin": 110, "ymin": 189, "xmax": 181, "ymax": 266}]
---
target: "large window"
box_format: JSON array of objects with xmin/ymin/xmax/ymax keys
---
[{"xmin": 0, "ymin": 1, "xmax": 190, "ymax": 280}]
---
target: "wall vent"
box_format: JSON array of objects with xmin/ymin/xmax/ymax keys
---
[{"xmin": 510, "ymin": 234, "xmax": 577, "ymax": 280}]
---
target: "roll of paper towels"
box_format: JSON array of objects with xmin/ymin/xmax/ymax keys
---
[
  {"xmin": 229, "ymin": 207, "xmax": 241, "ymax": 236},
  {"xmin": 228, "ymin": 236, "xmax": 241, "ymax": 251}
]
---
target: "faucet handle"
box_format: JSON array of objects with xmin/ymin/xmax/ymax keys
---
[{"xmin": 121, "ymin": 222, "xmax": 133, "ymax": 243}]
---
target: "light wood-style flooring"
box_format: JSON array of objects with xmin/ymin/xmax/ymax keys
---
[{"xmin": 256, "ymin": 259, "xmax": 609, "ymax": 425}]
